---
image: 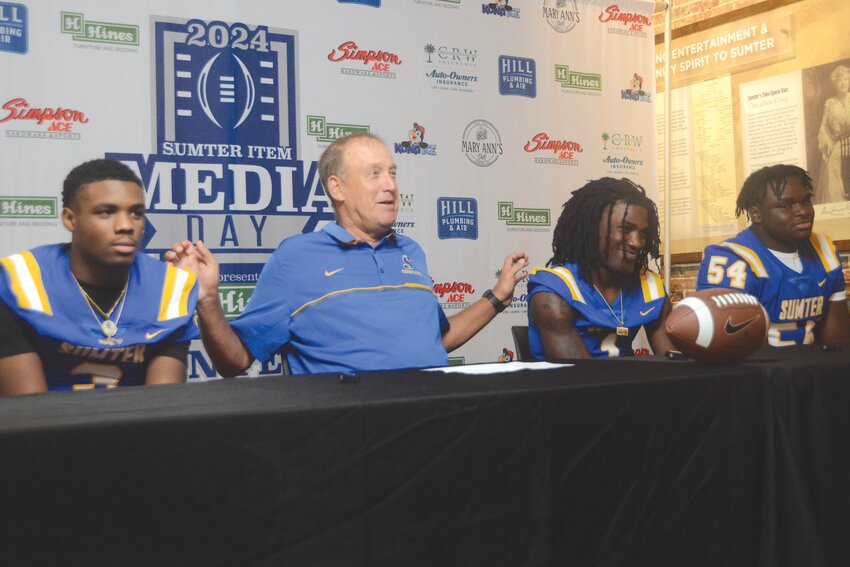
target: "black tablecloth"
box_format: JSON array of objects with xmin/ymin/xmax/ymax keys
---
[{"xmin": 0, "ymin": 345, "xmax": 848, "ymax": 566}]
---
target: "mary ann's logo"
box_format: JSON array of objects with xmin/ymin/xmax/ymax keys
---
[
  {"xmin": 542, "ymin": 0, "xmax": 580, "ymax": 33},
  {"xmin": 461, "ymin": 119, "xmax": 502, "ymax": 167}
]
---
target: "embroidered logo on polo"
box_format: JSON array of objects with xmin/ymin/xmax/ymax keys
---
[{"xmin": 402, "ymin": 255, "xmax": 422, "ymax": 276}]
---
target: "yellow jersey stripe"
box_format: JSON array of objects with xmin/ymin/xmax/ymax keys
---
[
  {"xmin": 158, "ymin": 265, "xmax": 195, "ymax": 321},
  {"xmin": 530, "ymin": 266, "xmax": 586, "ymax": 303},
  {"xmin": 0, "ymin": 252, "xmax": 52, "ymax": 314},
  {"xmin": 720, "ymin": 242, "xmax": 768, "ymax": 278},
  {"xmin": 810, "ymin": 232, "xmax": 839, "ymax": 272},
  {"xmin": 640, "ymin": 270, "xmax": 664, "ymax": 302},
  {"xmin": 292, "ymin": 283, "xmax": 433, "ymax": 317}
]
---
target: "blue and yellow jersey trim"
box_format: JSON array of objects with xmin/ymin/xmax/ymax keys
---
[
  {"xmin": 157, "ymin": 265, "xmax": 197, "ymax": 321},
  {"xmin": 718, "ymin": 241, "xmax": 768, "ymax": 278},
  {"xmin": 639, "ymin": 270, "xmax": 664, "ymax": 303},
  {"xmin": 292, "ymin": 282, "xmax": 433, "ymax": 317},
  {"xmin": 0, "ymin": 251, "xmax": 53, "ymax": 315},
  {"xmin": 810, "ymin": 232, "xmax": 840, "ymax": 272},
  {"xmin": 530, "ymin": 266, "xmax": 586, "ymax": 304}
]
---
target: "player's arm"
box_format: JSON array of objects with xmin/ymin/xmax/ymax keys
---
[
  {"xmin": 0, "ymin": 301, "xmax": 48, "ymax": 395},
  {"xmin": 442, "ymin": 251, "xmax": 528, "ymax": 351},
  {"xmin": 166, "ymin": 240, "xmax": 254, "ymax": 377},
  {"xmin": 0, "ymin": 353, "xmax": 48, "ymax": 395},
  {"xmin": 645, "ymin": 297, "xmax": 675, "ymax": 355},
  {"xmin": 144, "ymin": 341, "xmax": 190, "ymax": 385},
  {"xmin": 815, "ymin": 296, "xmax": 850, "ymax": 346},
  {"xmin": 529, "ymin": 291, "xmax": 590, "ymax": 359}
]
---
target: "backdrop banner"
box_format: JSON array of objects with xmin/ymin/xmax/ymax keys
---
[{"xmin": 0, "ymin": 0, "xmax": 657, "ymax": 376}]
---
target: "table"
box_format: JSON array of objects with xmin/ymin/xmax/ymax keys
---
[{"xmin": 0, "ymin": 345, "xmax": 848, "ymax": 566}]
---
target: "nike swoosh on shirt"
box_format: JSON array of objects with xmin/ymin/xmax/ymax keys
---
[
  {"xmin": 724, "ymin": 315, "xmax": 759, "ymax": 335},
  {"xmin": 640, "ymin": 307, "xmax": 656, "ymax": 317},
  {"xmin": 145, "ymin": 329, "xmax": 167, "ymax": 340},
  {"xmin": 325, "ymin": 268, "xmax": 344, "ymax": 276},
  {"xmin": 818, "ymin": 278, "xmax": 827, "ymax": 287}
]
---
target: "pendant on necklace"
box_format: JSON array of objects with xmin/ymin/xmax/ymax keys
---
[
  {"xmin": 101, "ymin": 319, "xmax": 117, "ymax": 338},
  {"xmin": 616, "ymin": 326, "xmax": 629, "ymax": 336}
]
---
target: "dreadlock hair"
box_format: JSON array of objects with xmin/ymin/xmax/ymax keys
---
[
  {"xmin": 62, "ymin": 158, "xmax": 142, "ymax": 209},
  {"xmin": 735, "ymin": 164, "xmax": 813, "ymax": 220},
  {"xmin": 548, "ymin": 177, "xmax": 661, "ymax": 283}
]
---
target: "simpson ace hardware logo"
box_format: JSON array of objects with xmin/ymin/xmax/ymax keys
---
[{"xmin": 328, "ymin": 40, "xmax": 402, "ymax": 79}]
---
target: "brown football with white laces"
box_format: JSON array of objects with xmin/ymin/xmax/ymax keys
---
[{"xmin": 665, "ymin": 288, "xmax": 768, "ymax": 363}]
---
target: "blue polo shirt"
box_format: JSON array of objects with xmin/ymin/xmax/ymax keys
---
[{"xmin": 231, "ymin": 222, "xmax": 449, "ymax": 374}]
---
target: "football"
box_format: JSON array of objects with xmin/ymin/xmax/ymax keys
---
[{"xmin": 665, "ymin": 288, "xmax": 768, "ymax": 364}]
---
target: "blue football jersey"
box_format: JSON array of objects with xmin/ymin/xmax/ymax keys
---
[
  {"xmin": 697, "ymin": 228, "xmax": 845, "ymax": 346},
  {"xmin": 527, "ymin": 261, "xmax": 667, "ymax": 358},
  {"xmin": 0, "ymin": 244, "xmax": 199, "ymax": 390}
]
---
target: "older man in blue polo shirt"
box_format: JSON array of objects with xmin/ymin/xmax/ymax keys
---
[{"xmin": 168, "ymin": 133, "xmax": 528, "ymax": 375}]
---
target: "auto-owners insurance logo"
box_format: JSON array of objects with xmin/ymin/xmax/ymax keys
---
[{"xmin": 107, "ymin": 16, "xmax": 332, "ymax": 265}]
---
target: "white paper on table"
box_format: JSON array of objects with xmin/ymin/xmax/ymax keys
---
[{"xmin": 424, "ymin": 361, "xmax": 574, "ymax": 375}]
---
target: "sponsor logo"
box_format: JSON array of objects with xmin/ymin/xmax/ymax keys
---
[
  {"xmin": 461, "ymin": 119, "xmax": 502, "ymax": 167},
  {"xmin": 498, "ymin": 347, "xmax": 514, "ymax": 362},
  {"xmin": 393, "ymin": 192, "xmax": 416, "ymax": 234},
  {"xmin": 433, "ymin": 278, "xmax": 475, "ymax": 309},
  {"xmin": 0, "ymin": 2, "xmax": 27, "ymax": 54},
  {"xmin": 542, "ymin": 0, "xmax": 580, "ymax": 33},
  {"xmin": 0, "ymin": 196, "xmax": 57, "ymax": 219},
  {"xmin": 499, "ymin": 55, "xmax": 536, "ymax": 98},
  {"xmin": 497, "ymin": 201, "xmax": 551, "ymax": 232},
  {"xmin": 1, "ymin": 97, "xmax": 89, "ymax": 140},
  {"xmin": 328, "ymin": 40, "xmax": 402, "ymax": 79},
  {"xmin": 601, "ymin": 131, "xmax": 644, "ymax": 174},
  {"xmin": 394, "ymin": 122, "xmax": 437, "ymax": 156},
  {"xmin": 818, "ymin": 278, "xmax": 827, "ymax": 287},
  {"xmin": 621, "ymin": 72, "xmax": 651, "ymax": 102},
  {"xmin": 424, "ymin": 43, "xmax": 478, "ymax": 93},
  {"xmin": 448, "ymin": 356, "xmax": 465, "ymax": 366},
  {"xmin": 482, "ymin": 1, "xmax": 520, "ymax": 18},
  {"xmin": 219, "ymin": 284, "xmax": 256, "ymax": 320},
  {"xmin": 640, "ymin": 307, "xmax": 656, "ymax": 317},
  {"xmin": 414, "ymin": 0, "xmax": 461, "ymax": 8},
  {"xmin": 555, "ymin": 64, "xmax": 601, "ymax": 93},
  {"xmin": 724, "ymin": 315, "xmax": 759, "ymax": 335},
  {"xmin": 438, "ymin": 197, "xmax": 477, "ymax": 240},
  {"xmin": 599, "ymin": 4, "xmax": 651, "ymax": 37},
  {"xmin": 307, "ymin": 115, "xmax": 370, "ymax": 144},
  {"xmin": 61, "ymin": 11, "xmax": 139, "ymax": 50},
  {"xmin": 145, "ymin": 329, "xmax": 168, "ymax": 340},
  {"xmin": 108, "ymin": 16, "xmax": 331, "ymax": 270},
  {"xmin": 338, "ymin": 0, "xmax": 381, "ymax": 6},
  {"xmin": 324, "ymin": 268, "xmax": 344, "ymax": 277},
  {"xmin": 524, "ymin": 133, "xmax": 582, "ymax": 166}
]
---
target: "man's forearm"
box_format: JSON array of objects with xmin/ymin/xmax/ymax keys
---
[{"xmin": 196, "ymin": 299, "xmax": 254, "ymax": 377}]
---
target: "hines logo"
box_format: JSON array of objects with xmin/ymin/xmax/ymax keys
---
[{"xmin": 0, "ymin": 197, "xmax": 57, "ymax": 218}]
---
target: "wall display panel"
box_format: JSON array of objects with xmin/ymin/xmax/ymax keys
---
[
  {"xmin": 655, "ymin": 0, "xmax": 850, "ymax": 255},
  {"xmin": 0, "ymin": 0, "xmax": 657, "ymax": 373}
]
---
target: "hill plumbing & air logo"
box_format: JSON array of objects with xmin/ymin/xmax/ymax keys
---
[
  {"xmin": 437, "ymin": 197, "xmax": 477, "ymax": 240},
  {"xmin": 499, "ymin": 55, "xmax": 536, "ymax": 98},
  {"xmin": 0, "ymin": 2, "xmax": 27, "ymax": 54}
]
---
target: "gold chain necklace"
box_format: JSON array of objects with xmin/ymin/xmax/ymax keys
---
[
  {"xmin": 592, "ymin": 285, "xmax": 629, "ymax": 336},
  {"xmin": 74, "ymin": 277, "xmax": 129, "ymax": 343}
]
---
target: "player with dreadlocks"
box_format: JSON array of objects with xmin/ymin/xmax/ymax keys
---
[
  {"xmin": 697, "ymin": 164, "xmax": 849, "ymax": 346},
  {"xmin": 527, "ymin": 177, "xmax": 673, "ymax": 359}
]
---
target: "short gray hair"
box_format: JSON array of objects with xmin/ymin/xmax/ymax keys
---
[{"xmin": 318, "ymin": 132, "xmax": 385, "ymax": 188}]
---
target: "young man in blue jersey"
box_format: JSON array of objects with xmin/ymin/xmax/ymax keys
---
[
  {"xmin": 527, "ymin": 178, "xmax": 673, "ymax": 359},
  {"xmin": 0, "ymin": 159, "xmax": 199, "ymax": 395},
  {"xmin": 697, "ymin": 164, "xmax": 849, "ymax": 346},
  {"xmin": 168, "ymin": 133, "xmax": 529, "ymax": 375}
]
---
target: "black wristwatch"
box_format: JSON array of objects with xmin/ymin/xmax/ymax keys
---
[{"xmin": 483, "ymin": 289, "xmax": 507, "ymax": 314}]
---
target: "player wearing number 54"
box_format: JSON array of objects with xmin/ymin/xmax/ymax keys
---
[
  {"xmin": 0, "ymin": 159, "xmax": 200, "ymax": 395},
  {"xmin": 697, "ymin": 164, "xmax": 849, "ymax": 347},
  {"xmin": 527, "ymin": 178, "xmax": 674, "ymax": 359}
]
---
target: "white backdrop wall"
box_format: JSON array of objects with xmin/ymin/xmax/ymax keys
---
[{"xmin": 0, "ymin": 0, "xmax": 658, "ymax": 377}]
